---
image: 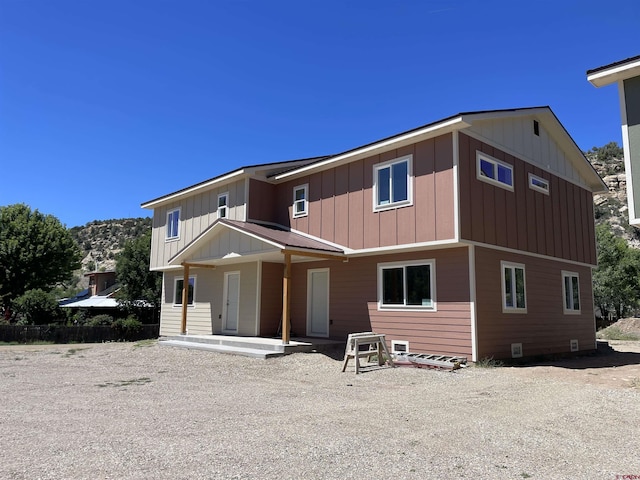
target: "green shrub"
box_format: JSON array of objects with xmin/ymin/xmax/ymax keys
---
[
  {"xmin": 12, "ymin": 289, "xmax": 61, "ymax": 325},
  {"xmin": 112, "ymin": 316, "xmax": 143, "ymax": 339},
  {"xmin": 87, "ymin": 314, "xmax": 114, "ymax": 326}
]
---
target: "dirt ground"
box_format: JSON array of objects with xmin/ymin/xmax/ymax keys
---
[{"xmin": 1, "ymin": 339, "xmax": 639, "ymax": 480}]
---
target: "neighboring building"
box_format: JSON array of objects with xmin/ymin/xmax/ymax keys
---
[
  {"xmin": 142, "ymin": 107, "xmax": 606, "ymax": 361},
  {"xmin": 588, "ymin": 54, "xmax": 640, "ymax": 224},
  {"xmin": 60, "ymin": 270, "xmax": 119, "ymax": 311}
]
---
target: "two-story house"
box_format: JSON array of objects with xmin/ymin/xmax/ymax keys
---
[{"xmin": 142, "ymin": 106, "xmax": 606, "ymax": 361}]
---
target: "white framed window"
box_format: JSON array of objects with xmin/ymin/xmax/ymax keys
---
[
  {"xmin": 378, "ymin": 260, "xmax": 435, "ymax": 310},
  {"xmin": 477, "ymin": 151, "xmax": 514, "ymax": 191},
  {"xmin": 173, "ymin": 276, "xmax": 196, "ymax": 306},
  {"xmin": 528, "ymin": 173, "xmax": 550, "ymax": 195},
  {"xmin": 501, "ymin": 261, "xmax": 526, "ymax": 313},
  {"xmin": 373, "ymin": 155, "xmax": 413, "ymax": 211},
  {"xmin": 391, "ymin": 340, "xmax": 409, "ymax": 354},
  {"xmin": 562, "ymin": 271, "xmax": 580, "ymax": 314},
  {"xmin": 293, "ymin": 184, "xmax": 308, "ymax": 218},
  {"xmin": 166, "ymin": 208, "xmax": 180, "ymax": 240},
  {"xmin": 217, "ymin": 192, "xmax": 229, "ymax": 219}
]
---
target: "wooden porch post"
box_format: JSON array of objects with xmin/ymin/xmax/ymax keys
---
[
  {"xmin": 282, "ymin": 252, "xmax": 291, "ymax": 344},
  {"xmin": 180, "ymin": 264, "xmax": 190, "ymax": 335}
]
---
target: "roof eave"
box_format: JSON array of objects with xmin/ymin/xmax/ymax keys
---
[
  {"xmin": 587, "ymin": 57, "xmax": 640, "ymax": 87},
  {"xmin": 273, "ymin": 116, "xmax": 470, "ymax": 181}
]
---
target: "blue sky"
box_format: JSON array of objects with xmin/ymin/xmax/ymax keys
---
[{"xmin": 1, "ymin": 0, "xmax": 639, "ymax": 228}]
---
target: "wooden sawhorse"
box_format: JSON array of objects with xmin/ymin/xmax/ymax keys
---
[{"xmin": 341, "ymin": 332, "xmax": 395, "ymax": 374}]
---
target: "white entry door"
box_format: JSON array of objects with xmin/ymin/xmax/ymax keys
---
[
  {"xmin": 223, "ymin": 272, "xmax": 240, "ymax": 333},
  {"xmin": 307, "ymin": 269, "xmax": 329, "ymax": 337}
]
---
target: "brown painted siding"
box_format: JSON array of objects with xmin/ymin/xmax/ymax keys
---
[
  {"xmin": 289, "ymin": 247, "xmax": 472, "ymax": 357},
  {"xmin": 271, "ymin": 134, "xmax": 456, "ymax": 249},
  {"xmin": 259, "ymin": 262, "xmax": 283, "ymax": 336},
  {"xmin": 459, "ymin": 133, "xmax": 597, "ymax": 265},
  {"xmin": 247, "ymin": 179, "xmax": 276, "ymax": 223},
  {"xmin": 474, "ymin": 246, "xmax": 596, "ymax": 360}
]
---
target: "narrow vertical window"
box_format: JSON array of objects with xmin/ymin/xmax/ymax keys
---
[
  {"xmin": 293, "ymin": 184, "xmax": 308, "ymax": 218},
  {"xmin": 166, "ymin": 208, "xmax": 180, "ymax": 240},
  {"xmin": 217, "ymin": 192, "xmax": 228, "ymax": 219},
  {"xmin": 173, "ymin": 276, "xmax": 196, "ymax": 306},
  {"xmin": 562, "ymin": 271, "xmax": 580, "ymax": 313},
  {"xmin": 502, "ymin": 262, "xmax": 526, "ymax": 312},
  {"xmin": 373, "ymin": 155, "xmax": 413, "ymax": 210}
]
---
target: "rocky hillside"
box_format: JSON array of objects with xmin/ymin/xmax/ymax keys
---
[
  {"xmin": 68, "ymin": 217, "xmax": 152, "ymax": 278},
  {"xmin": 588, "ymin": 142, "xmax": 640, "ymax": 246}
]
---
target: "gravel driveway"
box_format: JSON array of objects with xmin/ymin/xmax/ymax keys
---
[{"xmin": 1, "ymin": 340, "xmax": 639, "ymax": 480}]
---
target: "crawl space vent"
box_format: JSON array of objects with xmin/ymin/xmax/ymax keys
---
[
  {"xmin": 511, "ymin": 343, "xmax": 523, "ymax": 358},
  {"xmin": 570, "ymin": 339, "xmax": 579, "ymax": 352}
]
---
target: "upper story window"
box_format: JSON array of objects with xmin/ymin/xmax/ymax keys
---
[
  {"xmin": 528, "ymin": 173, "xmax": 550, "ymax": 195},
  {"xmin": 217, "ymin": 192, "xmax": 228, "ymax": 219},
  {"xmin": 378, "ymin": 260, "xmax": 435, "ymax": 310},
  {"xmin": 477, "ymin": 152, "xmax": 514, "ymax": 191},
  {"xmin": 166, "ymin": 208, "xmax": 180, "ymax": 241},
  {"xmin": 501, "ymin": 261, "xmax": 526, "ymax": 313},
  {"xmin": 562, "ymin": 271, "xmax": 580, "ymax": 314},
  {"xmin": 373, "ymin": 155, "xmax": 413, "ymax": 211},
  {"xmin": 293, "ymin": 184, "xmax": 308, "ymax": 218},
  {"xmin": 173, "ymin": 276, "xmax": 196, "ymax": 306}
]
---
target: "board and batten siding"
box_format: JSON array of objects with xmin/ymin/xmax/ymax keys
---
[
  {"xmin": 458, "ymin": 133, "xmax": 597, "ymax": 265},
  {"xmin": 474, "ymin": 246, "xmax": 595, "ymax": 360},
  {"xmin": 466, "ymin": 116, "xmax": 588, "ymax": 188},
  {"xmin": 149, "ymin": 179, "xmax": 247, "ymax": 270},
  {"xmin": 159, "ymin": 262, "xmax": 259, "ymax": 337},
  {"xmin": 289, "ymin": 247, "xmax": 472, "ymax": 357},
  {"xmin": 271, "ymin": 135, "xmax": 456, "ymax": 249}
]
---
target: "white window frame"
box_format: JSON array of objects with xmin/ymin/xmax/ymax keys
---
[
  {"xmin": 501, "ymin": 261, "xmax": 527, "ymax": 313},
  {"xmin": 217, "ymin": 192, "xmax": 229, "ymax": 219},
  {"xmin": 377, "ymin": 259, "xmax": 436, "ymax": 311},
  {"xmin": 172, "ymin": 275, "xmax": 196, "ymax": 307},
  {"xmin": 373, "ymin": 154, "xmax": 413, "ymax": 211},
  {"xmin": 293, "ymin": 184, "xmax": 308, "ymax": 218},
  {"xmin": 477, "ymin": 151, "xmax": 514, "ymax": 191},
  {"xmin": 562, "ymin": 271, "xmax": 581, "ymax": 314},
  {"xmin": 528, "ymin": 173, "xmax": 550, "ymax": 195},
  {"xmin": 166, "ymin": 208, "xmax": 181, "ymax": 241}
]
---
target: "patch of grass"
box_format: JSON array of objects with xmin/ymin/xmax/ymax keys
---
[
  {"xmin": 96, "ymin": 377, "xmax": 152, "ymax": 388},
  {"xmin": 0, "ymin": 341, "xmax": 19, "ymax": 346},
  {"xmin": 596, "ymin": 326, "xmax": 640, "ymax": 341},
  {"xmin": 133, "ymin": 339, "xmax": 156, "ymax": 348},
  {"xmin": 63, "ymin": 347, "xmax": 89, "ymax": 357},
  {"xmin": 0, "ymin": 341, "xmax": 54, "ymax": 346},
  {"xmin": 476, "ymin": 357, "xmax": 504, "ymax": 368},
  {"xmin": 521, "ymin": 473, "xmax": 532, "ymax": 479},
  {"xmin": 630, "ymin": 377, "xmax": 640, "ymax": 389}
]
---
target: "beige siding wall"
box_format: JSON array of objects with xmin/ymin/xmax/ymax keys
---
[
  {"xmin": 189, "ymin": 229, "xmax": 278, "ymax": 262},
  {"xmin": 474, "ymin": 246, "xmax": 596, "ymax": 360},
  {"xmin": 150, "ymin": 179, "xmax": 247, "ymax": 269},
  {"xmin": 289, "ymin": 247, "xmax": 472, "ymax": 357},
  {"xmin": 272, "ymin": 135, "xmax": 456, "ymax": 248},
  {"xmin": 459, "ymin": 133, "xmax": 597, "ymax": 265},
  {"xmin": 159, "ymin": 262, "xmax": 259, "ymax": 336}
]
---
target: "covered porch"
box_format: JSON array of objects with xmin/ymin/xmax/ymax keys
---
[{"xmin": 167, "ymin": 219, "xmax": 346, "ymax": 345}]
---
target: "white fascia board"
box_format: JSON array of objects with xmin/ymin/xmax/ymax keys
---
[
  {"xmin": 141, "ymin": 170, "xmax": 246, "ymax": 209},
  {"xmin": 274, "ymin": 117, "xmax": 469, "ymax": 181},
  {"xmin": 588, "ymin": 58, "xmax": 640, "ymax": 87}
]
